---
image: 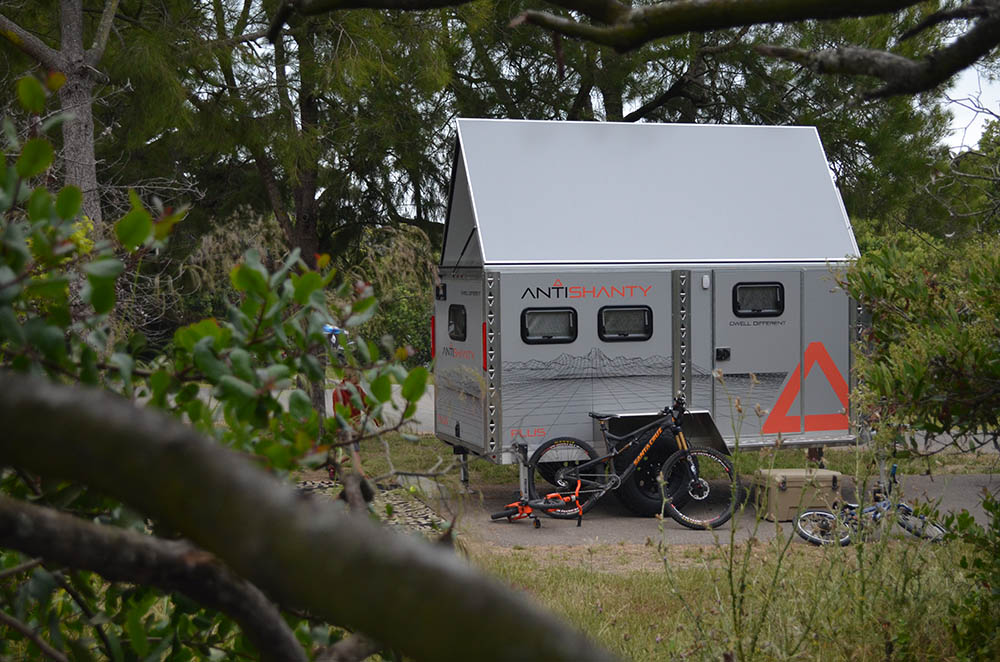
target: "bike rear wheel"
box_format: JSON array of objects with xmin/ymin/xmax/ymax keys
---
[
  {"xmin": 660, "ymin": 447, "xmax": 740, "ymax": 530},
  {"xmin": 895, "ymin": 504, "xmax": 946, "ymax": 541},
  {"xmin": 527, "ymin": 437, "xmax": 607, "ymax": 519},
  {"xmin": 794, "ymin": 509, "xmax": 852, "ymax": 546}
]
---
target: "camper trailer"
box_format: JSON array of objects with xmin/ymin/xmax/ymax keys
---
[{"xmin": 433, "ymin": 119, "xmax": 861, "ymax": 484}]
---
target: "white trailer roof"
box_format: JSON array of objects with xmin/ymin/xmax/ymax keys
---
[{"xmin": 441, "ymin": 119, "xmax": 859, "ymax": 266}]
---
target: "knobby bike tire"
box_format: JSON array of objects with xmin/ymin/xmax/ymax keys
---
[
  {"xmin": 895, "ymin": 504, "xmax": 946, "ymax": 541},
  {"xmin": 794, "ymin": 509, "xmax": 853, "ymax": 546},
  {"xmin": 527, "ymin": 437, "xmax": 605, "ymax": 519},
  {"xmin": 660, "ymin": 447, "xmax": 740, "ymax": 530},
  {"xmin": 490, "ymin": 507, "xmax": 519, "ymax": 521},
  {"xmin": 613, "ymin": 426, "xmax": 678, "ymax": 517}
]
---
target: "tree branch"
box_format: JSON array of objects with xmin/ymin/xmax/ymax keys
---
[
  {"xmin": 268, "ymin": 0, "xmax": 471, "ymax": 41},
  {"xmin": 899, "ymin": 2, "xmax": 992, "ymax": 41},
  {"xmin": 51, "ymin": 571, "xmax": 115, "ymax": 660},
  {"xmin": 513, "ymin": 0, "xmax": 925, "ymax": 52},
  {"xmin": 316, "ymin": 633, "xmax": 383, "ymax": 662},
  {"xmin": 622, "ymin": 58, "xmax": 704, "ymax": 123},
  {"xmin": 0, "ymin": 373, "xmax": 616, "ymax": 662},
  {"xmin": 87, "ymin": 0, "xmax": 121, "ymax": 64},
  {"xmin": 0, "ymin": 13, "xmax": 63, "ymax": 71},
  {"xmin": 0, "ymin": 495, "xmax": 307, "ymax": 662},
  {"xmin": 0, "ymin": 558, "xmax": 41, "ymax": 580},
  {"xmin": 0, "ymin": 609, "xmax": 69, "ymax": 662},
  {"xmin": 755, "ymin": 9, "xmax": 1000, "ymax": 97}
]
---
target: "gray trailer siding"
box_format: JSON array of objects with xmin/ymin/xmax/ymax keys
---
[
  {"xmin": 800, "ymin": 267, "xmax": 851, "ymax": 439},
  {"xmin": 499, "ymin": 270, "xmax": 670, "ymax": 456},
  {"xmin": 433, "ymin": 271, "xmax": 486, "ymax": 450}
]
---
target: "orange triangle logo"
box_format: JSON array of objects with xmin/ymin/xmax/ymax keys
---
[
  {"xmin": 552, "ymin": 279, "xmax": 563, "ymax": 287},
  {"xmin": 762, "ymin": 342, "xmax": 849, "ymax": 434}
]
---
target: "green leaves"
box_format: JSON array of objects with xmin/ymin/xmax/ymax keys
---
[
  {"xmin": 16, "ymin": 138, "xmax": 54, "ymax": 178},
  {"xmin": 83, "ymin": 258, "xmax": 125, "ymax": 314},
  {"xmin": 16, "ymin": 76, "xmax": 46, "ymax": 114},
  {"xmin": 232, "ymin": 263, "xmax": 269, "ymax": 296},
  {"xmin": 54, "ymin": 186, "xmax": 82, "ymax": 219},
  {"xmin": 231, "ymin": 251, "xmax": 270, "ymax": 296},
  {"xmin": 401, "ymin": 366, "xmax": 428, "ymax": 402},
  {"xmin": 116, "ymin": 207, "xmax": 153, "ymax": 250},
  {"xmin": 288, "ymin": 389, "xmax": 313, "ymax": 419},
  {"xmin": 370, "ymin": 374, "xmax": 392, "ymax": 403},
  {"xmin": 849, "ymin": 236, "xmax": 1000, "ymax": 446}
]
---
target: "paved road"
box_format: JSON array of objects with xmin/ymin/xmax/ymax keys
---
[
  {"xmin": 449, "ymin": 472, "xmax": 999, "ymax": 548},
  {"xmin": 399, "ymin": 387, "xmax": 997, "ymax": 546}
]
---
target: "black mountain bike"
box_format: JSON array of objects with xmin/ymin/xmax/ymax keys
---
[{"xmin": 492, "ymin": 395, "xmax": 741, "ymax": 530}]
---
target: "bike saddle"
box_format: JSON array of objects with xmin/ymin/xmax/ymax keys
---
[{"xmin": 588, "ymin": 412, "xmax": 619, "ymax": 421}]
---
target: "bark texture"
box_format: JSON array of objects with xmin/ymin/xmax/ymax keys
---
[
  {"xmin": 0, "ymin": 496, "xmax": 307, "ymax": 662},
  {"xmin": 0, "ymin": 373, "xmax": 616, "ymax": 662}
]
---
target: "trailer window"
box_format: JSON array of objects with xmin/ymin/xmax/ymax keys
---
[
  {"xmin": 521, "ymin": 308, "xmax": 577, "ymax": 344},
  {"xmin": 598, "ymin": 306, "xmax": 652, "ymax": 342},
  {"xmin": 448, "ymin": 305, "xmax": 467, "ymax": 341},
  {"xmin": 733, "ymin": 283, "xmax": 784, "ymax": 317}
]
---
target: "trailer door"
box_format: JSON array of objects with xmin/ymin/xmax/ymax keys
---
[
  {"xmin": 433, "ymin": 273, "xmax": 486, "ymax": 452},
  {"xmin": 712, "ymin": 270, "xmax": 801, "ymax": 441}
]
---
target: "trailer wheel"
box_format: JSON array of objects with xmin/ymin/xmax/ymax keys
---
[{"xmin": 613, "ymin": 428, "xmax": 677, "ymax": 517}]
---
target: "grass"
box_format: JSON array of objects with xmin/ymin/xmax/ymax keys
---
[
  {"xmin": 347, "ymin": 433, "xmax": 518, "ymax": 486},
  {"xmin": 342, "ymin": 434, "xmax": 988, "ymax": 660},
  {"xmin": 732, "ymin": 444, "xmax": 1000, "ymax": 477},
  {"xmin": 467, "ymin": 528, "xmax": 968, "ymax": 661}
]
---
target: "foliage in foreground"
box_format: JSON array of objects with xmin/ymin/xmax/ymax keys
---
[
  {"xmin": 846, "ymin": 234, "xmax": 1000, "ymax": 451},
  {"xmin": 0, "ymin": 82, "xmax": 607, "ymax": 661}
]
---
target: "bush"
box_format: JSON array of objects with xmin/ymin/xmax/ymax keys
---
[
  {"xmin": 359, "ymin": 283, "xmax": 433, "ymax": 367},
  {"xmin": 948, "ymin": 493, "xmax": 1000, "ymax": 660}
]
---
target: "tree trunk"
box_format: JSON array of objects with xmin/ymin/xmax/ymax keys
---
[
  {"xmin": 59, "ymin": 74, "xmax": 102, "ymax": 227},
  {"xmin": 58, "ymin": 0, "xmax": 103, "ymax": 228}
]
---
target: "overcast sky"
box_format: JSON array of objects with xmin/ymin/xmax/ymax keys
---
[{"xmin": 946, "ymin": 67, "xmax": 999, "ymax": 150}]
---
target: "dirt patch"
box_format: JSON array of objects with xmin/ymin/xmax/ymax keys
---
[{"xmin": 464, "ymin": 537, "xmax": 844, "ymax": 575}]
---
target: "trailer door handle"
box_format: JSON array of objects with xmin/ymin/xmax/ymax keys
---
[{"xmin": 715, "ymin": 347, "xmax": 731, "ymax": 361}]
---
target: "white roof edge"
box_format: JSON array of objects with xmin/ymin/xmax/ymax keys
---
[
  {"xmin": 482, "ymin": 258, "xmax": 857, "ymax": 266},
  {"xmin": 456, "ymin": 117, "xmax": 823, "ymax": 132}
]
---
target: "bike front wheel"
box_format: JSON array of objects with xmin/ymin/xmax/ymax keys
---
[
  {"xmin": 896, "ymin": 504, "xmax": 946, "ymax": 541},
  {"xmin": 527, "ymin": 437, "xmax": 607, "ymax": 519},
  {"xmin": 794, "ymin": 510, "xmax": 853, "ymax": 546},
  {"xmin": 660, "ymin": 448, "xmax": 740, "ymax": 530}
]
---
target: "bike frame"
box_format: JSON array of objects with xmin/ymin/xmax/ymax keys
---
[
  {"xmin": 564, "ymin": 406, "xmax": 692, "ymax": 496},
  {"xmin": 835, "ymin": 465, "xmax": 911, "ymax": 527}
]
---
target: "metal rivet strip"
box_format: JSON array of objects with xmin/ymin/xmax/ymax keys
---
[
  {"xmin": 485, "ymin": 271, "xmax": 501, "ymax": 453},
  {"xmin": 672, "ymin": 270, "xmax": 693, "ymax": 403}
]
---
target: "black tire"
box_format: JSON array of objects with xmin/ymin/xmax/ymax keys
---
[
  {"xmin": 613, "ymin": 427, "xmax": 678, "ymax": 516},
  {"xmin": 896, "ymin": 504, "xmax": 946, "ymax": 541},
  {"xmin": 660, "ymin": 447, "xmax": 740, "ymax": 530},
  {"xmin": 490, "ymin": 507, "xmax": 519, "ymax": 521},
  {"xmin": 794, "ymin": 510, "xmax": 852, "ymax": 546},
  {"xmin": 527, "ymin": 437, "xmax": 606, "ymax": 519}
]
